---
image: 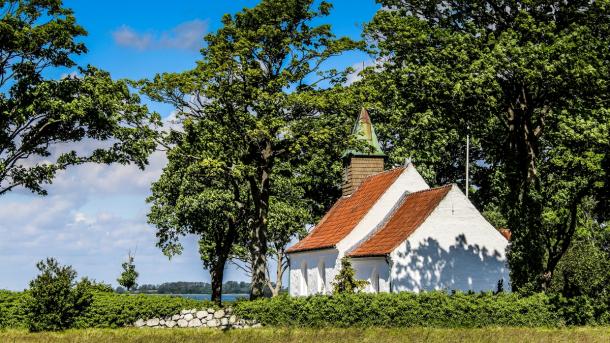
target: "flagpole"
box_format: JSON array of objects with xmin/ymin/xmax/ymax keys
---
[{"xmin": 466, "ymin": 125, "xmax": 470, "ymax": 199}]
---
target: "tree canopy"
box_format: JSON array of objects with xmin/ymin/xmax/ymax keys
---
[
  {"xmin": 359, "ymin": 0, "xmax": 610, "ymax": 290},
  {"xmin": 0, "ymin": 0, "xmax": 159, "ymax": 196},
  {"xmin": 141, "ymin": 0, "xmax": 361, "ymax": 299}
]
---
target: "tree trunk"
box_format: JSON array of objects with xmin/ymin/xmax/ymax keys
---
[
  {"xmin": 210, "ymin": 258, "xmax": 226, "ymax": 306},
  {"xmin": 249, "ymin": 217, "xmax": 269, "ymax": 299},
  {"xmin": 249, "ymin": 153, "xmax": 272, "ymax": 299},
  {"xmin": 274, "ymin": 250, "xmax": 285, "ymax": 296},
  {"xmin": 210, "ymin": 220, "xmax": 238, "ymax": 305}
]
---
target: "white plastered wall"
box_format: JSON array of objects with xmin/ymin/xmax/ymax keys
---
[
  {"xmin": 288, "ymin": 249, "xmax": 338, "ymax": 296},
  {"xmin": 390, "ymin": 185, "xmax": 510, "ymax": 292},
  {"xmin": 351, "ymin": 257, "xmax": 390, "ymax": 293}
]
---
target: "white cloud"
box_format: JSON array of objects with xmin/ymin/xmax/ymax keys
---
[
  {"xmin": 113, "ymin": 20, "xmax": 208, "ymax": 51},
  {"xmin": 0, "ymin": 118, "xmax": 237, "ymax": 290},
  {"xmin": 345, "ymin": 60, "xmax": 375, "ymax": 86}
]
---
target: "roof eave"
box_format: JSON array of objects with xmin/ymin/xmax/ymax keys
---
[
  {"xmin": 286, "ymin": 245, "xmax": 337, "ymax": 254},
  {"xmin": 347, "ymin": 252, "xmax": 390, "ymax": 258}
]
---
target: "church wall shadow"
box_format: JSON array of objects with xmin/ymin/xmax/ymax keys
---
[{"xmin": 392, "ymin": 234, "xmax": 510, "ymax": 292}]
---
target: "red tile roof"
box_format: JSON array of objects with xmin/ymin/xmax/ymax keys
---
[
  {"xmin": 498, "ymin": 228, "xmax": 511, "ymax": 241},
  {"xmin": 286, "ymin": 168, "xmax": 405, "ymax": 253},
  {"xmin": 347, "ymin": 185, "xmax": 452, "ymax": 257}
]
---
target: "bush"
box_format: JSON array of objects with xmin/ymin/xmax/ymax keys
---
[
  {"xmin": 550, "ymin": 240, "xmax": 610, "ymax": 299},
  {"xmin": 74, "ymin": 293, "xmax": 214, "ymax": 328},
  {"xmin": 0, "ymin": 290, "xmax": 27, "ymax": 329},
  {"xmin": 0, "ymin": 291, "xmax": 214, "ymax": 330},
  {"xmin": 235, "ymin": 292, "xmax": 564, "ymax": 328},
  {"xmin": 24, "ymin": 258, "xmax": 94, "ymax": 332}
]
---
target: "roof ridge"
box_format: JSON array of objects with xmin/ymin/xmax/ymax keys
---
[{"xmin": 407, "ymin": 183, "xmax": 453, "ymax": 195}]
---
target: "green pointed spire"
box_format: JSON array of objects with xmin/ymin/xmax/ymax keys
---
[{"xmin": 344, "ymin": 108, "xmax": 385, "ymax": 157}]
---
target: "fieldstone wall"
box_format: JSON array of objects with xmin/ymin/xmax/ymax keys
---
[{"xmin": 133, "ymin": 308, "xmax": 260, "ymax": 329}]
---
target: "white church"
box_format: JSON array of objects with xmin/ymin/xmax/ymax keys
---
[{"xmin": 286, "ymin": 109, "xmax": 510, "ymax": 296}]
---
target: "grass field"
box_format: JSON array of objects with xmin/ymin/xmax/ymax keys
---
[{"xmin": 1, "ymin": 327, "xmax": 610, "ymax": 343}]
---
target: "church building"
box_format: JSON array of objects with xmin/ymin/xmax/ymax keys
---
[{"xmin": 286, "ymin": 109, "xmax": 510, "ymax": 296}]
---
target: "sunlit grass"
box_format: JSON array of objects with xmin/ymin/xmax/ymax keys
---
[{"xmin": 1, "ymin": 327, "xmax": 610, "ymax": 343}]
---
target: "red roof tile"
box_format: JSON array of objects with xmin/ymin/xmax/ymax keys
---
[
  {"xmin": 286, "ymin": 168, "xmax": 405, "ymax": 253},
  {"xmin": 498, "ymin": 228, "xmax": 511, "ymax": 241},
  {"xmin": 348, "ymin": 185, "xmax": 452, "ymax": 257}
]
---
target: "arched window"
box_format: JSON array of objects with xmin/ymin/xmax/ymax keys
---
[
  {"xmin": 371, "ymin": 268, "xmax": 380, "ymax": 293},
  {"xmin": 301, "ymin": 261, "xmax": 308, "ymax": 296},
  {"xmin": 318, "ymin": 260, "xmax": 326, "ymax": 294}
]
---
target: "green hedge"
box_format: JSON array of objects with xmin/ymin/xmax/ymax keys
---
[
  {"xmin": 234, "ymin": 292, "xmax": 603, "ymax": 328},
  {"xmin": 4, "ymin": 290, "xmax": 610, "ymax": 329},
  {"xmin": 0, "ymin": 291, "xmax": 214, "ymax": 329},
  {"xmin": 74, "ymin": 293, "xmax": 214, "ymax": 328},
  {"xmin": 0, "ymin": 290, "xmax": 27, "ymax": 329}
]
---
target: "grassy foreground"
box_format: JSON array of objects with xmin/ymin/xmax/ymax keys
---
[{"xmin": 1, "ymin": 327, "xmax": 610, "ymax": 343}]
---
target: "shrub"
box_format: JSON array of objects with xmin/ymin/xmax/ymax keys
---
[
  {"xmin": 74, "ymin": 293, "xmax": 214, "ymax": 328},
  {"xmin": 332, "ymin": 257, "xmax": 369, "ymax": 294},
  {"xmin": 235, "ymin": 292, "xmax": 563, "ymax": 328},
  {"xmin": 550, "ymin": 240, "xmax": 610, "ymax": 299},
  {"xmin": 0, "ymin": 291, "xmax": 214, "ymax": 330},
  {"xmin": 24, "ymin": 258, "xmax": 94, "ymax": 332},
  {"xmin": 0, "ymin": 290, "xmax": 27, "ymax": 329}
]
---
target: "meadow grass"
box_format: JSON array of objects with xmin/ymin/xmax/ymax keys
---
[{"xmin": 1, "ymin": 327, "xmax": 610, "ymax": 343}]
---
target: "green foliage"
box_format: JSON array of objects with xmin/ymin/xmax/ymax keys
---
[
  {"xmin": 360, "ymin": 0, "xmax": 610, "ymax": 291},
  {"xmin": 23, "ymin": 258, "xmax": 93, "ymax": 332},
  {"xmin": 117, "ymin": 254, "xmax": 139, "ymax": 292},
  {"xmin": 550, "ymin": 240, "xmax": 610, "ymax": 299},
  {"xmin": 0, "ymin": 291, "xmax": 212, "ymax": 330},
  {"xmin": 79, "ymin": 279, "xmax": 115, "ymax": 294},
  {"xmin": 73, "ymin": 293, "xmax": 212, "ymax": 329},
  {"xmin": 141, "ymin": 0, "xmax": 361, "ymax": 298},
  {"xmin": 0, "ymin": 0, "xmax": 160, "ymax": 196},
  {"xmin": 235, "ymin": 292, "xmax": 563, "ymax": 328},
  {"xmin": 332, "ymin": 257, "xmax": 368, "ymax": 294},
  {"xmin": 0, "ymin": 290, "xmax": 27, "ymax": 329}
]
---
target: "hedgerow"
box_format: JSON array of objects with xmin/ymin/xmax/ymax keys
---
[
  {"xmin": 0, "ymin": 290, "xmax": 27, "ymax": 329},
  {"xmin": 0, "ymin": 291, "xmax": 213, "ymax": 329},
  {"xmin": 4, "ymin": 290, "xmax": 610, "ymax": 329},
  {"xmin": 234, "ymin": 292, "xmax": 609, "ymax": 328},
  {"xmin": 73, "ymin": 293, "xmax": 214, "ymax": 328}
]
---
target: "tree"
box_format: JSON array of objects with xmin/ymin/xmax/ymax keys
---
[
  {"xmin": 231, "ymin": 165, "xmax": 311, "ymax": 297},
  {"xmin": 363, "ymin": 0, "xmax": 610, "ymax": 291},
  {"xmin": 24, "ymin": 258, "xmax": 92, "ymax": 332},
  {"xmin": 332, "ymin": 257, "xmax": 368, "ymax": 294},
  {"xmin": 148, "ymin": 119, "xmax": 249, "ymax": 305},
  {"xmin": 141, "ymin": 0, "xmax": 360, "ymax": 299},
  {"xmin": 0, "ymin": 0, "xmax": 159, "ymax": 196},
  {"xmin": 117, "ymin": 251, "xmax": 139, "ymax": 292}
]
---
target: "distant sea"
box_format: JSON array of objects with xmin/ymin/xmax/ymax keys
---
[{"xmin": 164, "ymin": 294, "xmax": 249, "ymax": 302}]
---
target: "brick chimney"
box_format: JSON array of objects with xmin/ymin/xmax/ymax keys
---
[{"xmin": 342, "ymin": 108, "xmax": 386, "ymax": 196}]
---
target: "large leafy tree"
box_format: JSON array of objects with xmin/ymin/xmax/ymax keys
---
[
  {"xmin": 0, "ymin": 0, "xmax": 159, "ymax": 196},
  {"xmin": 147, "ymin": 119, "xmax": 249, "ymax": 305},
  {"xmin": 231, "ymin": 164, "xmax": 311, "ymax": 297},
  {"xmin": 141, "ymin": 0, "xmax": 359, "ymax": 298},
  {"xmin": 364, "ymin": 0, "xmax": 610, "ymax": 290}
]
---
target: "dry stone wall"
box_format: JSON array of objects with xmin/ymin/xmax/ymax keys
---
[{"xmin": 133, "ymin": 307, "xmax": 260, "ymax": 329}]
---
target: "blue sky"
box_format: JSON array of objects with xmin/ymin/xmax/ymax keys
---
[{"xmin": 0, "ymin": 0, "xmax": 381, "ymax": 291}]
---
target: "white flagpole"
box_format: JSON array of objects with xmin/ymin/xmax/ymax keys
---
[{"xmin": 466, "ymin": 125, "xmax": 470, "ymax": 199}]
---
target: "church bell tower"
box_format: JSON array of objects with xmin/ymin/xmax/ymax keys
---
[{"xmin": 342, "ymin": 108, "xmax": 386, "ymax": 197}]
